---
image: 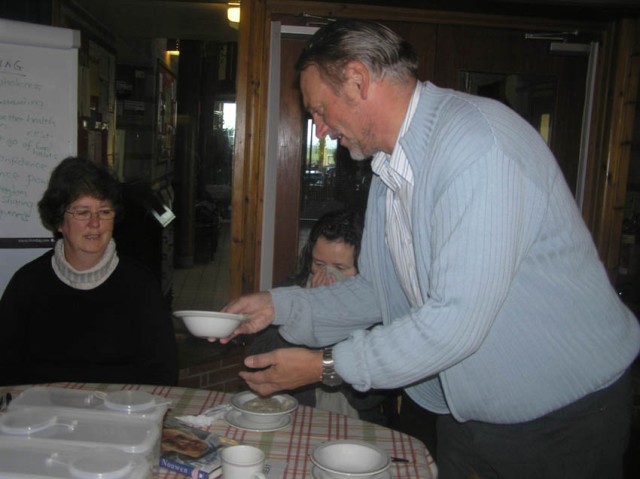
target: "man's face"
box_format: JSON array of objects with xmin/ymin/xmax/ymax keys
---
[{"xmin": 300, "ymin": 64, "xmax": 375, "ymax": 160}]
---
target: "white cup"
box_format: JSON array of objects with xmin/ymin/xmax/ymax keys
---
[{"xmin": 221, "ymin": 445, "xmax": 267, "ymax": 479}]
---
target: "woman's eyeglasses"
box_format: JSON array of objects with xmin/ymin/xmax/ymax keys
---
[{"xmin": 65, "ymin": 208, "xmax": 116, "ymax": 221}]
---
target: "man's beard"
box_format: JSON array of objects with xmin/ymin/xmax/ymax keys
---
[{"xmin": 340, "ymin": 130, "xmax": 376, "ymax": 161}]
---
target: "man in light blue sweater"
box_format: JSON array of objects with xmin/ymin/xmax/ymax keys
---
[{"xmin": 222, "ymin": 20, "xmax": 640, "ymax": 478}]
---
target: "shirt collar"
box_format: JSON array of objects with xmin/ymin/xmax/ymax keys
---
[{"xmin": 371, "ymin": 82, "xmax": 423, "ymax": 191}]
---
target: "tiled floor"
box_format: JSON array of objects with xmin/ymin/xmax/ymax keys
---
[{"xmin": 171, "ymin": 221, "xmax": 231, "ymax": 312}]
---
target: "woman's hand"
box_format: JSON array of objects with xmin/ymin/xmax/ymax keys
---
[
  {"xmin": 212, "ymin": 291, "xmax": 275, "ymax": 343},
  {"xmin": 309, "ymin": 267, "xmax": 336, "ymax": 288},
  {"xmin": 239, "ymin": 348, "xmax": 324, "ymax": 396}
]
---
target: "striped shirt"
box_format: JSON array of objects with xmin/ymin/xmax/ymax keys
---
[{"xmin": 371, "ymin": 82, "xmax": 424, "ymax": 307}]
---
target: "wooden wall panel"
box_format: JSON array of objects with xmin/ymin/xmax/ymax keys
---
[{"xmin": 273, "ymin": 38, "xmax": 307, "ymax": 286}]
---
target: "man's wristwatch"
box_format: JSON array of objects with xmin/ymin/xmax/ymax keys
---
[{"xmin": 321, "ymin": 347, "xmax": 343, "ymax": 386}]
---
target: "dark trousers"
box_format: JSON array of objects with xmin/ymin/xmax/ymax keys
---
[{"xmin": 436, "ymin": 369, "xmax": 633, "ymax": 479}]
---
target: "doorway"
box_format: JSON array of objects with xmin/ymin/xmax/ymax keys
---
[{"xmin": 433, "ymin": 24, "xmax": 592, "ymax": 197}]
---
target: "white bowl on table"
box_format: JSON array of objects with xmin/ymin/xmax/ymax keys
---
[
  {"xmin": 229, "ymin": 390, "xmax": 298, "ymax": 425},
  {"xmin": 173, "ymin": 310, "xmax": 246, "ymax": 338},
  {"xmin": 310, "ymin": 440, "xmax": 391, "ymax": 478}
]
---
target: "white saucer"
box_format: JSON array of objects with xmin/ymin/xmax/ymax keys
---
[
  {"xmin": 311, "ymin": 466, "xmax": 392, "ymax": 479},
  {"xmin": 224, "ymin": 409, "xmax": 292, "ymax": 432}
]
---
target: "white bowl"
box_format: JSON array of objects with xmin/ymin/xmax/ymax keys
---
[
  {"xmin": 230, "ymin": 391, "xmax": 298, "ymax": 424},
  {"xmin": 312, "ymin": 467, "xmax": 392, "ymax": 479},
  {"xmin": 173, "ymin": 310, "xmax": 247, "ymax": 338},
  {"xmin": 310, "ymin": 440, "xmax": 391, "ymax": 478}
]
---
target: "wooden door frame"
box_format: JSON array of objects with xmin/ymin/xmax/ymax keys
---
[
  {"xmin": 585, "ymin": 18, "xmax": 640, "ymax": 284},
  {"xmin": 231, "ymin": 0, "xmax": 633, "ymax": 297}
]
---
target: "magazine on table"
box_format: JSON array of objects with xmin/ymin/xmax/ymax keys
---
[{"xmin": 159, "ymin": 417, "xmax": 239, "ymax": 479}]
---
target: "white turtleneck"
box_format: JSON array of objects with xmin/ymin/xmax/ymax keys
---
[{"xmin": 51, "ymin": 238, "xmax": 119, "ymax": 290}]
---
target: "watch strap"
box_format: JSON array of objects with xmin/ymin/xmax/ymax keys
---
[{"xmin": 321, "ymin": 347, "xmax": 343, "ymax": 386}]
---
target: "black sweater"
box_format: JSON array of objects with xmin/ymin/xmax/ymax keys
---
[{"xmin": 0, "ymin": 251, "xmax": 178, "ymax": 386}]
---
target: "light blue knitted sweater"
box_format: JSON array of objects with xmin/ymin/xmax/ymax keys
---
[{"xmin": 271, "ymin": 82, "xmax": 640, "ymax": 424}]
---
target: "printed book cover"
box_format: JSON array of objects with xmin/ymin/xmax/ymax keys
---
[{"xmin": 159, "ymin": 417, "xmax": 240, "ymax": 479}]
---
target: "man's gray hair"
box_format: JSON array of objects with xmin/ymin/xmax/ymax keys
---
[{"xmin": 295, "ymin": 20, "xmax": 419, "ymax": 92}]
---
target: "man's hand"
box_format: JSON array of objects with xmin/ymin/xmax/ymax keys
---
[
  {"xmin": 212, "ymin": 291, "xmax": 275, "ymax": 344},
  {"xmin": 239, "ymin": 348, "xmax": 324, "ymax": 396}
]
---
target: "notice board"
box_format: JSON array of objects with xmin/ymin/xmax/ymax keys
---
[{"xmin": 0, "ymin": 18, "xmax": 80, "ymax": 294}]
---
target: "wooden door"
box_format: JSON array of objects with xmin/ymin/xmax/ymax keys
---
[
  {"xmin": 272, "ymin": 37, "xmax": 306, "ymax": 285},
  {"xmin": 433, "ymin": 25, "xmax": 589, "ymax": 195}
]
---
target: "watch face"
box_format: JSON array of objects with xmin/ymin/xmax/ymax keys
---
[{"xmin": 322, "ymin": 348, "xmax": 343, "ymax": 386}]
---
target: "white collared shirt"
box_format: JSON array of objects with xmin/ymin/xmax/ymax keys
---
[{"xmin": 371, "ymin": 82, "xmax": 424, "ymax": 307}]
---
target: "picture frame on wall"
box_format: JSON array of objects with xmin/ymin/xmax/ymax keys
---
[{"xmin": 156, "ymin": 61, "xmax": 177, "ymax": 166}]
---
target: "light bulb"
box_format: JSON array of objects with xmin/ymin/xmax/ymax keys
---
[{"xmin": 227, "ymin": 6, "xmax": 240, "ymax": 24}]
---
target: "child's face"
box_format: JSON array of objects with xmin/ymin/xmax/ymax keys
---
[{"xmin": 310, "ymin": 236, "xmax": 358, "ymax": 278}]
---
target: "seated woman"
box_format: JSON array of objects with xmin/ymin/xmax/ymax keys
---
[
  {"xmin": 249, "ymin": 209, "xmax": 397, "ymax": 425},
  {"xmin": 0, "ymin": 156, "xmax": 178, "ymax": 386}
]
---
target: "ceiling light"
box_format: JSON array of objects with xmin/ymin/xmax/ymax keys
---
[
  {"xmin": 166, "ymin": 38, "xmax": 180, "ymax": 56},
  {"xmin": 227, "ymin": 3, "xmax": 240, "ymax": 24}
]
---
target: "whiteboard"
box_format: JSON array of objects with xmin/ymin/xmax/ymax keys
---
[{"xmin": 0, "ymin": 18, "xmax": 80, "ymax": 294}]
